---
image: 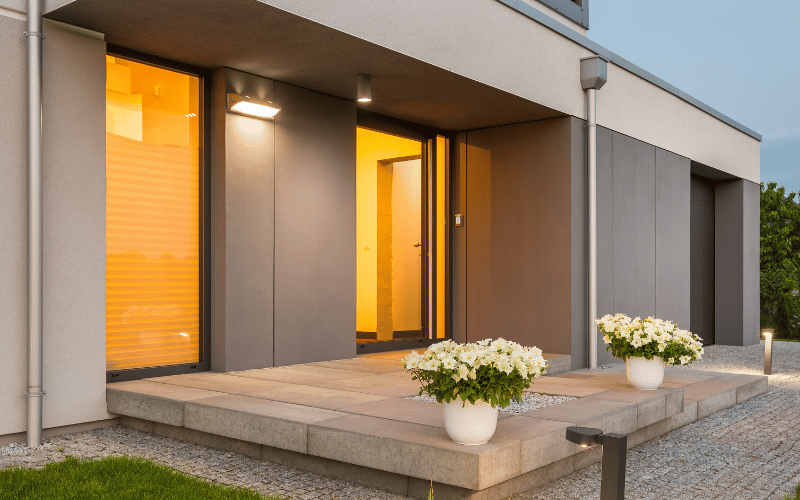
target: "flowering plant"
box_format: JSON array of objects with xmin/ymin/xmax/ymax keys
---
[
  {"xmin": 402, "ymin": 339, "xmax": 546, "ymax": 409},
  {"xmin": 596, "ymin": 314, "xmax": 704, "ymax": 366}
]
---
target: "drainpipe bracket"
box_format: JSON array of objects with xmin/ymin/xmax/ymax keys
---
[
  {"xmin": 23, "ymin": 31, "xmax": 44, "ymax": 38},
  {"xmin": 23, "ymin": 391, "xmax": 46, "ymax": 397}
]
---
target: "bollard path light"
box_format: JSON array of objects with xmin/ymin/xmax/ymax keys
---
[
  {"xmin": 762, "ymin": 328, "xmax": 774, "ymax": 375},
  {"xmin": 566, "ymin": 426, "xmax": 628, "ymax": 500}
]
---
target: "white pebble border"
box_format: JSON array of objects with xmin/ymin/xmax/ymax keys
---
[{"xmin": 406, "ymin": 392, "xmax": 576, "ymax": 414}]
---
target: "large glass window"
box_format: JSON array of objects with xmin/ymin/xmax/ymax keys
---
[{"xmin": 105, "ymin": 55, "xmax": 201, "ymax": 371}]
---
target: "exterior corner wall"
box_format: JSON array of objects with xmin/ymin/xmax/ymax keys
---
[
  {"xmin": 0, "ymin": 14, "xmax": 29, "ymax": 437},
  {"xmin": 273, "ymin": 81, "xmax": 356, "ymax": 366},
  {"xmin": 569, "ymin": 116, "xmax": 588, "ymax": 370},
  {"xmin": 41, "ymin": 22, "xmax": 110, "ymax": 430},
  {"xmin": 714, "ymin": 179, "xmax": 760, "ymax": 346},
  {"xmin": 210, "ymin": 68, "xmax": 275, "ymax": 372}
]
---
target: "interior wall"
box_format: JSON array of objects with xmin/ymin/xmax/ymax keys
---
[
  {"xmin": 0, "ymin": 17, "xmax": 111, "ymax": 437},
  {"xmin": 355, "ymin": 128, "xmax": 421, "ymax": 334},
  {"xmin": 273, "ymin": 81, "xmax": 356, "ymax": 366}
]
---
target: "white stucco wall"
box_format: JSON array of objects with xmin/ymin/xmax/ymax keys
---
[
  {"xmin": 258, "ymin": 0, "xmax": 759, "ymax": 182},
  {"xmin": 0, "ymin": 14, "xmax": 110, "ymax": 438}
]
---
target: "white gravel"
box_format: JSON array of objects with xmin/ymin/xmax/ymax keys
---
[{"xmin": 406, "ymin": 392, "xmax": 576, "ymax": 414}]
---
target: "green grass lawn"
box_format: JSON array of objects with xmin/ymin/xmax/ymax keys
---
[
  {"xmin": 786, "ymin": 483, "xmax": 800, "ymax": 500},
  {"xmin": 0, "ymin": 456, "xmax": 289, "ymax": 500}
]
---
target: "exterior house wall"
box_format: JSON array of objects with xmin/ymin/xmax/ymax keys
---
[
  {"xmin": 0, "ymin": 16, "xmax": 110, "ymax": 437},
  {"xmin": 452, "ymin": 117, "xmax": 582, "ymax": 357},
  {"xmin": 595, "ymin": 127, "xmax": 691, "ymax": 365},
  {"xmin": 212, "ymin": 69, "xmax": 357, "ymax": 371},
  {"xmin": 210, "ymin": 68, "xmax": 276, "ymax": 372},
  {"xmin": 451, "ymin": 120, "xmax": 695, "ymax": 367},
  {"xmin": 273, "ymin": 81, "xmax": 356, "ymax": 367},
  {"xmin": 715, "ymin": 179, "xmax": 760, "ymax": 346},
  {"xmin": 256, "ymin": 0, "xmax": 759, "ymax": 184}
]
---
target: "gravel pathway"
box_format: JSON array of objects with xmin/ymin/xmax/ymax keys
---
[
  {"xmin": 518, "ymin": 340, "xmax": 800, "ymax": 500},
  {"xmin": 2, "ymin": 341, "xmax": 798, "ymax": 500}
]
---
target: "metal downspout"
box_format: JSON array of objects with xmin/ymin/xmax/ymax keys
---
[
  {"xmin": 587, "ymin": 88, "xmax": 598, "ymax": 369},
  {"xmin": 25, "ymin": 0, "xmax": 44, "ymax": 448},
  {"xmin": 580, "ymin": 56, "xmax": 607, "ymax": 370}
]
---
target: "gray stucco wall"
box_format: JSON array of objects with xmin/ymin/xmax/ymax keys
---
[
  {"xmin": 0, "ymin": 17, "xmax": 109, "ymax": 436},
  {"xmin": 210, "ymin": 68, "xmax": 276, "ymax": 372},
  {"xmin": 273, "ymin": 82, "xmax": 356, "ymax": 366},
  {"xmin": 595, "ymin": 127, "xmax": 691, "ymax": 365}
]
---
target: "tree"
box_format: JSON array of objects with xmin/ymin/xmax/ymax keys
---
[{"xmin": 760, "ymin": 182, "xmax": 800, "ymax": 338}]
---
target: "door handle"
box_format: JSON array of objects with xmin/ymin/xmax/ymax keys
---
[{"xmin": 413, "ymin": 242, "xmax": 421, "ymax": 247}]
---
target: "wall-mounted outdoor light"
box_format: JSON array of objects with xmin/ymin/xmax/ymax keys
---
[
  {"xmin": 566, "ymin": 426, "xmax": 627, "ymax": 500},
  {"xmin": 227, "ymin": 93, "xmax": 280, "ymax": 119},
  {"xmin": 762, "ymin": 328, "xmax": 774, "ymax": 375},
  {"xmin": 357, "ymin": 74, "xmax": 372, "ymax": 103}
]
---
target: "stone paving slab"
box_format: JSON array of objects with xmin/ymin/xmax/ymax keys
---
[
  {"xmin": 106, "ymin": 380, "xmax": 226, "ymax": 426},
  {"xmin": 307, "ymin": 413, "xmax": 521, "ymax": 491},
  {"xmin": 184, "ymin": 394, "xmax": 346, "ymax": 452}
]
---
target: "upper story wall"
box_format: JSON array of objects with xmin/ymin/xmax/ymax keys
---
[{"xmin": 256, "ymin": 0, "xmax": 759, "ymax": 183}]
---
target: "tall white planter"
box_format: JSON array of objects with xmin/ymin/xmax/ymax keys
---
[
  {"xmin": 443, "ymin": 399, "xmax": 499, "ymax": 445},
  {"xmin": 625, "ymin": 356, "xmax": 666, "ymax": 390}
]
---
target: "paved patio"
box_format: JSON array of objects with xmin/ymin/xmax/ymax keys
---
[{"xmin": 97, "ymin": 351, "xmax": 766, "ymax": 499}]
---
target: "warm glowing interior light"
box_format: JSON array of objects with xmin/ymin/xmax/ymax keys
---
[
  {"xmin": 357, "ymin": 97, "xmax": 372, "ymax": 103},
  {"xmin": 179, "ymin": 332, "xmax": 189, "ymax": 337}
]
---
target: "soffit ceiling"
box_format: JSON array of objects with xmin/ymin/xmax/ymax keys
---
[{"xmin": 46, "ymin": 0, "xmax": 564, "ymax": 131}]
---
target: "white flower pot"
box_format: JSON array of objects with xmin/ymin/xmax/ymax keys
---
[
  {"xmin": 625, "ymin": 356, "xmax": 666, "ymax": 390},
  {"xmin": 443, "ymin": 399, "xmax": 498, "ymax": 445}
]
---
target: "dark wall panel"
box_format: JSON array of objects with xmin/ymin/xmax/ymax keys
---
[
  {"xmin": 690, "ymin": 175, "xmax": 715, "ymax": 344},
  {"xmin": 715, "ymin": 179, "xmax": 760, "ymax": 346},
  {"xmin": 595, "ymin": 126, "xmax": 615, "ymax": 366},
  {"xmin": 569, "ymin": 117, "xmax": 588, "ymax": 369},
  {"xmin": 460, "ymin": 118, "xmax": 573, "ymax": 355},
  {"xmin": 612, "ymin": 133, "xmax": 656, "ymax": 319},
  {"xmin": 464, "ymin": 132, "xmax": 494, "ymax": 342},
  {"xmin": 655, "ymin": 148, "xmax": 690, "ymax": 329},
  {"xmin": 273, "ymin": 82, "xmax": 357, "ymax": 366},
  {"xmin": 451, "ymin": 133, "xmax": 468, "ymax": 344}
]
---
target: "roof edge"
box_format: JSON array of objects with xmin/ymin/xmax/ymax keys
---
[{"xmin": 495, "ymin": 0, "xmax": 762, "ymax": 142}]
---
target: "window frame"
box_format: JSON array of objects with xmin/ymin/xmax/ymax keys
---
[{"xmin": 105, "ymin": 46, "xmax": 211, "ymax": 383}]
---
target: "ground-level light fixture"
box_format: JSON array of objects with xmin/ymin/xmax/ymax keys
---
[
  {"xmin": 762, "ymin": 328, "xmax": 774, "ymax": 375},
  {"xmin": 357, "ymin": 74, "xmax": 372, "ymax": 103},
  {"xmin": 228, "ymin": 93, "xmax": 280, "ymax": 119},
  {"xmin": 566, "ymin": 426, "xmax": 627, "ymax": 500}
]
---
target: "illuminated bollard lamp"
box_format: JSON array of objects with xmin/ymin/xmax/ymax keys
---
[
  {"xmin": 566, "ymin": 426, "xmax": 628, "ymax": 500},
  {"xmin": 762, "ymin": 328, "xmax": 774, "ymax": 375}
]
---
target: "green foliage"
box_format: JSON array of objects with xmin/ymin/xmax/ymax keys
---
[
  {"xmin": 761, "ymin": 182, "xmax": 800, "ymax": 338},
  {"xmin": 403, "ymin": 340, "xmax": 546, "ymax": 409},
  {"xmin": 0, "ymin": 456, "xmax": 287, "ymax": 500},
  {"xmin": 411, "ymin": 362, "xmax": 534, "ymax": 409},
  {"xmin": 784, "ymin": 482, "xmax": 800, "ymax": 500}
]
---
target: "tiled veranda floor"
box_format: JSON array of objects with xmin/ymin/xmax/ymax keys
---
[{"xmin": 106, "ymin": 351, "xmax": 767, "ymax": 500}]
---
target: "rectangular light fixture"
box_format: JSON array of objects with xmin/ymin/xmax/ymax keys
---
[{"xmin": 228, "ymin": 93, "xmax": 280, "ymax": 119}]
